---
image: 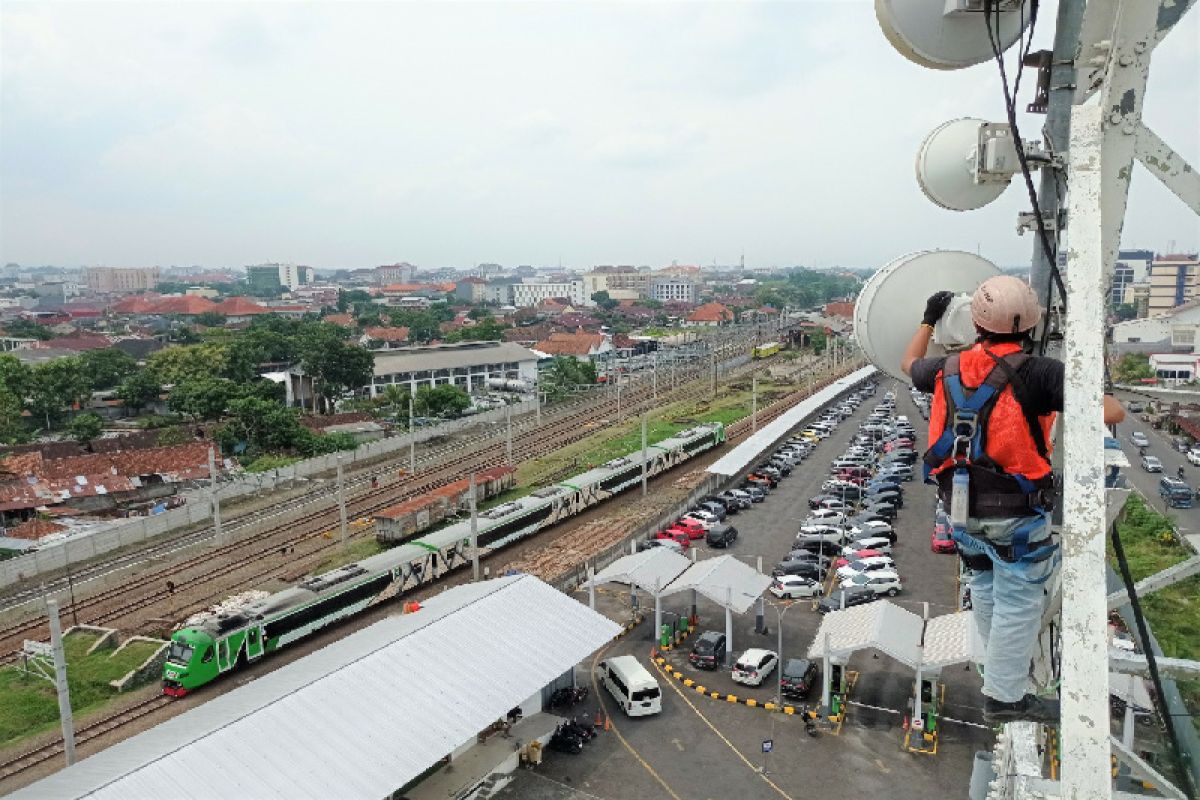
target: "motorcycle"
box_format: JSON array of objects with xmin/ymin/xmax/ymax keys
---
[
  {"xmin": 549, "ymin": 685, "xmax": 589, "ymax": 709},
  {"xmin": 563, "ymin": 715, "xmax": 596, "ymax": 742},
  {"xmin": 549, "ymin": 723, "xmax": 585, "ymax": 754}
]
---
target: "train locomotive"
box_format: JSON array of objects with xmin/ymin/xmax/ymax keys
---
[{"xmin": 163, "ymin": 422, "xmax": 726, "ymax": 696}]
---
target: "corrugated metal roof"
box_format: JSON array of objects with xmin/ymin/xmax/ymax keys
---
[
  {"xmin": 13, "ymin": 574, "xmax": 621, "ymax": 800},
  {"xmin": 657, "ymin": 555, "xmax": 771, "ymax": 614},
  {"xmin": 921, "ymin": 611, "xmax": 978, "ymax": 669},
  {"xmin": 373, "ymin": 341, "xmax": 538, "ymax": 376},
  {"xmin": 707, "ymin": 366, "xmax": 878, "ymax": 476},
  {"xmin": 589, "ymin": 548, "xmax": 691, "ymax": 593}
]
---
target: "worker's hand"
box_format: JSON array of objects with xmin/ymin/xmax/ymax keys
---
[{"xmin": 921, "ymin": 291, "xmax": 956, "ymax": 327}]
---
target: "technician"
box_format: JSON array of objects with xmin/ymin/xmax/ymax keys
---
[{"xmin": 900, "ymin": 275, "xmax": 1124, "ymax": 724}]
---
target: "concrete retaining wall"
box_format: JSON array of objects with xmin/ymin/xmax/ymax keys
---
[{"xmin": 107, "ymin": 636, "xmax": 170, "ymax": 692}]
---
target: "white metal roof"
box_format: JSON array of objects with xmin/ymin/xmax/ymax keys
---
[
  {"xmin": 657, "ymin": 555, "xmax": 772, "ymax": 615},
  {"xmin": 588, "ymin": 548, "xmax": 692, "ymax": 593},
  {"xmin": 14, "ymin": 574, "xmax": 620, "ymax": 800},
  {"xmin": 806, "ymin": 600, "xmax": 922, "ymax": 666},
  {"xmin": 706, "ymin": 365, "xmax": 878, "ymax": 476},
  {"xmin": 806, "ymin": 603, "xmax": 980, "ymax": 670}
]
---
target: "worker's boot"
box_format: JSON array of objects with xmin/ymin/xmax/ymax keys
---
[{"xmin": 983, "ymin": 694, "xmax": 1060, "ymax": 725}]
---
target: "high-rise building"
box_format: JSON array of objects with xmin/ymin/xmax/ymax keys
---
[
  {"xmin": 84, "ymin": 266, "xmax": 160, "ymax": 293},
  {"xmin": 649, "ymin": 277, "xmax": 696, "ymax": 304},
  {"xmin": 375, "ymin": 263, "xmax": 416, "ymax": 285},
  {"xmin": 1110, "ymin": 249, "xmax": 1153, "ymax": 306},
  {"xmin": 246, "ymin": 263, "xmax": 313, "ymax": 294},
  {"xmin": 1147, "ymin": 254, "xmax": 1200, "ymax": 315}
]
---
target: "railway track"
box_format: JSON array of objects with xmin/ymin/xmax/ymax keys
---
[
  {"xmin": 0, "ymin": 351, "xmax": 779, "ymax": 657},
  {"xmin": 0, "ymin": 359, "xmax": 862, "ymax": 786},
  {"xmin": 0, "ymin": 696, "xmax": 173, "ymax": 783}
]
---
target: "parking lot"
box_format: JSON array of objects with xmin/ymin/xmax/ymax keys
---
[{"xmin": 498, "ymin": 381, "xmax": 993, "ymax": 800}]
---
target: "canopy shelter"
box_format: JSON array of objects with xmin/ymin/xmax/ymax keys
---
[
  {"xmin": 588, "ymin": 547, "xmax": 691, "ymax": 595},
  {"xmin": 707, "ymin": 365, "xmax": 876, "ymax": 477},
  {"xmin": 807, "ymin": 602, "xmax": 980, "ymax": 714},
  {"xmin": 658, "ymin": 555, "xmax": 772, "ymax": 615}
]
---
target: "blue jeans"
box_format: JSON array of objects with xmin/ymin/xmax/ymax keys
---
[{"xmin": 954, "ymin": 516, "xmax": 1059, "ymax": 704}]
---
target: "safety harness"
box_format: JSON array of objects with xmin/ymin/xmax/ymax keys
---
[{"xmin": 923, "ymin": 349, "xmax": 1057, "ymax": 563}]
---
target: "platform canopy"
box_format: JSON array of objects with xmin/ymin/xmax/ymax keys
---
[
  {"xmin": 706, "ymin": 365, "xmax": 877, "ymax": 476},
  {"xmin": 657, "ymin": 555, "xmax": 772, "ymax": 615},
  {"xmin": 13, "ymin": 574, "xmax": 621, "ymax": 800},
  {"xmin": 921, "ymin": 609, "xmax": 979, "ymax": 670},
  {"xmin": 588, "ymin": 547, "xmax": 692, "ymax": 594},
  {"xmin": 806, "ymin": 601, "xmax": 979, "ymax": 670}
]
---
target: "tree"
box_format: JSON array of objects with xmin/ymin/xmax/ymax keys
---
[
  {"xmin": 148, "ymin": 343, "xmax": 230, "ymax": 385},
  {"xmin": 1112, "ymin": 303, "xmax": 1139, "ymax": 322},
  {"xmin": 215, "ymin": 397, "xmax": 309, "ymax": 455},
  {"xmin": 1113, "ymin": 353, "xmax": 1154, "ymax": 383},
  {"xmin": 194, "ymin": 311, "xmax": 228, "ymax": 328},
  {"xmin": 591, "ymin": 291, "xmax": 619, "ymax": 311},
  {"xmin": 168, "ymin": 378, "xmax": 239, "ymax": 420},
  {"xmin": 117, "ymin": 370, "xmax": 162, "ymax": 412},
  {"xmin": 1, "ymin": 318, "xmax": 52, "ymax": 341},
  {"xmin": 0, "ymin": 354, "xmax": 32, "ymax": 397},
  {"xmin": 296, "ymin": 324, "xmax": 374, "ymax": 411},
  {"xmin": 414, "ymin": 385, "xmax": 471, "ymax": 419},
  {"xmin": 0, "ymin": 390, "xmax": 29, "ymax": 444},
  {"xmin": 79, "ymin": 349, "xmax": 137, "ymax": 390},
  {"xmin": 68, "ymin": 412, "xmax": 104, "ymax": 443},
  {"xmin": 387, "ymin": 310, "xmax": 442, "ymax": 342},
  {"xmin": 541, "ymin": 356, "xmax": 598, "ymax": 399},
  {"xmin": 28, "ymin": 358, "xmax": 92, "ymax": 429}
]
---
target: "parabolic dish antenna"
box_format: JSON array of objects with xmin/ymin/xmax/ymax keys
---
[
  {"xmin": 917, "ymin": 118, "xmax": 1011, "ymax": 211},
  {"xmin": 876, "ymin": 0, "xmax": 1031, "ymax": 71},
  {"xmin": 854, "ymin": 250, "xmax": 1001, "ymax": 383}
]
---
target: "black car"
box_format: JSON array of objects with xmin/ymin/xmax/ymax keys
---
[
  {"xmin": 689, "ymin": 631, "xmax": 727, "ymax": 669},
  {"xmin": 756, "ymin": 465, "xmax": 784, "ymax": 479},
  {"xmin": 808, "ymin": 495, "xmax": 850, "ymax": 511},
  {"xmin": 714, "ymin": 492, "xmax": 744, "ymax": 512},
  {"xmin": 785, "ymin": 550, "xmax": 832, "ymax": 567},
  {"xmin": 792, "ymin": 538, "xmax": 844, "ymax": 557},
  {"xmin": 773, "ymin": 559, "xmax": 826, "ymax": 580},
  {"xmin": 862, "ymin": 502, "xmax": 898, "ymax": 521},
  {"xmin": 864, "ymin": 490, "xmax": 903, "ymax": 509},
  {"xmin": 779, "ymin": 659, "xmax": 819, "ymax": 699},
  {"xmin": 741, "ymin": 484, "xmax": 767, "ymax": 502},
  {"xmin": 706, "ymin": 523, "xmax": 739, "ymax": 548},
  {"xmin": 818, "ymin": 586, "xmax": 879, "ymax": 613},
  {"xmin": 767, "ymin": 459, "xmax": 793, "ymax": 476},
  {"xmin": 865, "ymin": 477, "xmax": 902, "ymax": 492},
  {"xmin": 848, "ymin": 510, "xmax": 890, "ymax": 526}
]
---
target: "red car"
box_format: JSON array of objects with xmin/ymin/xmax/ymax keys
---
[
  {"xmin": 656, "ymin": 529, "xmax": 692, "ymax": 549},
  {"xmin": 671, "ymin": 519, "xmax": 706, "ymax": 539},
  {"xmin": 834, "ymin": 549, "xmax": 884, "ymax": 568},
  {"xmin": 931, "ymin": 521, "xmax": 957, "ymax": 554},
  {"xmin": 883, "ymin": 440, "xmax": 914, "ymax": 453}
]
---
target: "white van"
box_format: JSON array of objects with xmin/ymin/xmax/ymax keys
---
[{"xmin": 597, "ymin": 655, "xmax": 662, "ymax": 717}]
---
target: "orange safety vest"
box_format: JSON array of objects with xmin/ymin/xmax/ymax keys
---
[{"xmin": 927, "ymin": 342, "xmax": 1056, "ymax": 481}]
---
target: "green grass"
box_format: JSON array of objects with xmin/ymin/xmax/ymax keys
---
[
  {"xmin": 0, "ymin": 634, "xmax": 164, "ymax": 749},
  {"xmin": 1110, "ymin": 495, "xmax": 1200, "ymax": 733},
  {"xmin": 244, "ymin": 455, "xmax": 302, "ymax": 473}
]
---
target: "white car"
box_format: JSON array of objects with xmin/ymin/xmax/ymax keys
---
[
  {"xmin": 731, "ymin": 648, "xmax": 779, "ymax": 687},
  {"xmin": 795, "ymin": 525, "xmax": 849, "ymax": 545},
  {"xmin": 806, "ymin": 508, "xmax": 848, "ymax": 525},
  {"xmin": 768, "ymin": 575, "xmax": 822, "ymax": 599},
  {"xmin": 839, "ymin": 569, "xmax": 903, "ymax": 596},
  {"xmin": 1188, "ymin": 450, "xmax": 1200, "ymax": 466},
  {"xmin": 841, "ymin": 537, "xmax": 893, "ymax": 557},
  {"xmin": 846, "ymin": 520, "xmax": 895, "ymax": 540},
  {"xmin": 836, "ymin": 556, "xmax": 897, "ymax": 581}
]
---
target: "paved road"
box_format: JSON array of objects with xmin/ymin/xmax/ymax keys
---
[
  {"xmin": 500, "ymin": 380, "xmax": 989, "ymax": 800},
  {"xmin": 1112, "ymin": 393, "xmax": 1200, "ymax": 549}
]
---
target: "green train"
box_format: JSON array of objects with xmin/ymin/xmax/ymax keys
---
[{"xmin": 162, "ymin": 422, "xmax": 727, "ymax": 696}]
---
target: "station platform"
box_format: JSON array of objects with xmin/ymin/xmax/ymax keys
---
[{"xmin": 407, "ymin": 712, "xmax": 560, "ymax": 800}]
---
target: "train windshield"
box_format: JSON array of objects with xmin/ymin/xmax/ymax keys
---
[{"xmin": 167, "ymin": 641, "xmax": 194, "ymax": 664}]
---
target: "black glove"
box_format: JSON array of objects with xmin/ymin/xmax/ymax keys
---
[{"xmin": 921, "ymin": 291, "xmax": 955, "ymax": 327}]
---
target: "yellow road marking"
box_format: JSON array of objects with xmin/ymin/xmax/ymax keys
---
[
  {"xmin": 649, "ymin": 655, "xmax": 796, "ymax": 800},
  {"xmin": 590, "ymin": 647, "xmax": 684, "ymax": 800}
]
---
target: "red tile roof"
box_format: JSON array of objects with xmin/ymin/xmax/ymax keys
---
[
  {"xmin": 1, "ymin": 442, "xmax": 214, "ymax": 482},
  {"xmin": 149, "ymin": 296, "xmax": 219, "ymax": 315},
  {"xmin": 36, "ymin": 335, "xmax": 113, "ymax": 352},
  {"xmin": 687, "ymin": 302, "xmax": 733, "ymax": 323},
  {"xmin": 363, "ymin": 326, "xmax": 410, "ymax": 342},
  {"xmin": 824, "ymin": 301, "xmax": 855, "ymax": 319},
  {"xmin": 111, "ymin": 295, "xmax": 161, "ymax": 314},
  {"xmin": 533, "ymin": 332, "xmax": 606, "ymax": 356},
  {"xmin": 6, "ymin": 518, "xmax": 67, "ymax": 541},
  {"xmin": 323, "ymin": 313, "xmax": 355, "ymax": 327},
  {"xmin": 213, "ymin": 296, "xmax": 268, "ymax": 316}
]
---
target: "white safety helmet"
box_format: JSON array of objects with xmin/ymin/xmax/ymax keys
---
[{"xmin": 971, "ymin": 275, "xmax": 1042, "ymax": 334}]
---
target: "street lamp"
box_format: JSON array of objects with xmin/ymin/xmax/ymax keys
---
[{"xmin": 766, "ymin": 599, "xmax": 798, "ymax": 710}]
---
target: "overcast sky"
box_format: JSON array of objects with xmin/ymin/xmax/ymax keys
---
[{"xmin": 2, "ymin": 1, "xmax": 1196, "ymax": 271}]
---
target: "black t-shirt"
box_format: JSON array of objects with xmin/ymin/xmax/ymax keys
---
[{"xmin": 910, "ymin": 354, "xmax": 1064, "ymax": 415}]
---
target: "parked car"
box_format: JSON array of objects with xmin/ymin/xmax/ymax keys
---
[
  {"xmin": 846, "ymin": 520, "xmax": 896, "ymax": 543},
  {"xmin": 689, "ymin": 631, "xmax": 727, "ymax": 670},
  {"xmin": 818, "ymin": 586, "xmax": 879, "ymax": 613},
  {"xmin": 806, "ymin": 508, "xmax": 848, "ymax": 524},
  {"xmin": 861, "ymin": 502, "xmax": 898, "ymax": 521},
  {"xmin": 655, "ymin": 529, "xmax": 692, "ymax": 549},
  {"xmin": 778, "ymin": 659, "xmax": 819, "ymax": 699},
  {"xmin": 696, "ymin": 501, "xmax": 727, "ymax": 521},
  {"xmin": 834, "ymin": 549, "xmax": 885, "ymax": 569},
  {"xmin": 706, "ymin": 523, "xmax": 739, "ymax": 548},
  {"xmin": 639, "ymin": 538, "xmax": 683, "ymax": 554},
  {"xmin": 931, "ymin": 520, "xmax": 957, "ymax": 553},
  {"xmin": 773, "ymin": 559, "xmax": 826, "ymax": 580},
  {"xmin": 839, "ymin": 570, "xmax": 903, "ymax": 596},
  {"xmin": 670, "ymin": 519, "xmax": 707, "ymax": 539},
  {"xmin": 731, "ymin": 648, "xmax": 779, "ymax": 687},
  {"xmin": 795, "ymin": 525, "xmax": 849, "ymax": 545},
  {"xmin": 1141, "ymin": 455, "xmax": 1164, "ymax": 473},
  {"xmin": 768, "ymin": 575, "xmax": 822, "ymax": 599},
  {"xmin": 785, "ymin": 550, "xmax": 833, "ymax": 567},
  {"xmin": 1188, "ymin": 450, "xmax": 1200, "ymax": 467},
  {"xmin": 808, "ymin": 496, "xmax": 850, "ymax": 512},
  {"xmin": 836, "ymin": 556, "xmax": 897, "ymax": 581},
  {"xmin": 1130, "ymin": 431, "xmax": 1150, "ymax": 448},
  {"xmin": 681, "ymin": 512, "xmax": 718, "ymax": 531}
]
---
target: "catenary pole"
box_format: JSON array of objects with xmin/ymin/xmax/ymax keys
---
[
  {"xmin": 208, "ymin": 446, "xmax": 223, "ymax": 546},
  {"xmin": 505, "ymin": 404, "xmax": 513, "ymax": 466},
  {"xmin": 641, "ymin": 413, "xmax": 648, "ymax": 497},
  {"xmin": 47, "ymin": 599, "xmax": 76, "ymax": 766},
  {"xmin": 469, "ymin": 472, "xmax": 479, "ymax": 582},
  {"xmin": 408, "ymin": 397, "xmax": 416, "ymax": 475},
  {"xmin": 336, "ymin": 453, "xmax": 347, "ymax": 546}
]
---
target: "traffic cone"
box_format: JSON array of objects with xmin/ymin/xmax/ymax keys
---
[
  {"xmin": 901, "ymin": 715, "xmax": 909, "ymax": 731},
  {"xmin": 594, "ymin": 710, "xmax": 603, "ymax": 729},
  {"xmin": 604, "ymin": 715, "xmax": 612, "ymax": 732}
]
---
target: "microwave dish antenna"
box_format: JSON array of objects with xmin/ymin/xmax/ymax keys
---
[{"xmin": 875, "ymin": 0, "xmax": 1032, "ymax": 71}]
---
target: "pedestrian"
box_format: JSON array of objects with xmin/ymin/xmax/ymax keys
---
[
  {"xmin": 901, "ymin": 276, "xmax": 1124, "ymax": 724},
  {"xmin": 1178, "ymin": 465, "xmax": 1186, "ymax": 481}
]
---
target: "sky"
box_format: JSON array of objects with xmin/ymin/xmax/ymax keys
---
[{"xmin": 1, "ymin": 1, "xmax": 1197, "ymax": 272}]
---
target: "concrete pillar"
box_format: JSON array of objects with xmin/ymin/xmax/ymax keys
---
[
  {"xmin": 724, "ymin": 586, "xmax": 733, "ymax": 668},
  {"xmin": 588, "ymin": 564, "xmax": 596, "ymax": 610}
]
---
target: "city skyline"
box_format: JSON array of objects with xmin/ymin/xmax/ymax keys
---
[{"xmin": 2, "ymin": 2, "xmax": 1197, "ymax": 270}]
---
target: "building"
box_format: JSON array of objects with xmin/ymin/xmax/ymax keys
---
[
  {"xmin": 511, "ymin": 279, "xmax": 588, "ymax": 308},
  {"xmin": 605, "ymin": 268, "xmax": 651, "ymax": 300},
  {"xmin": 483, "ymin": 279, "xmax": 519, "ymax": 305},
  {"xmin": 84, "ymin": 266, "xmax": 160, "ymax": 293},
  {"xmin": 369, "ymin": 341, "xmax": 539, "ymax": 396},
  {"xmin": 212, "ymin": 296, "xmax": 269, "ymax": 324},
  {"xmin": 454, "ymin": 277, "xmax": 487, "ymax": 303},
  {"xmin": 1146, "ymin": 253, "xmax": 1200, "ymax": 315},
  {"xmin": 246, "ymin": 263, "xmax": 314, "ymax": 294},
  {"xmin": 375, "ymin": 263, "xmax": 417, "ymax": 285},
  {"xmin": 359, "ymin": 326, "xmax": 411, "ymax": 349},
  {"xmin": 684, "ymin": 302, "xmax": 734, "ymax": 327},
  {"xmin": 1149, "ymin": 353, "xmax": 1200, "ymax": 384},
  {"xmin": 531, "ymin": 331, "xmax": 612, "ymax": 361},
  {"xmin": 649, "ymin": 277, "xmax": 696, "ymax": 304},
  {"xmin": 1121, "ymin": 282, "xmax": 1151, "ymax": 316},
  {"xmin": 1111, "ymin": 249, "xmax": 1154, "ymax": 306}
]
